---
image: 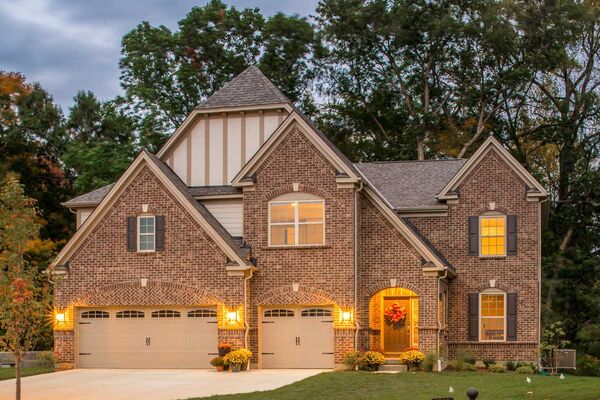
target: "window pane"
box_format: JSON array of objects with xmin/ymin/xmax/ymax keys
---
[
  {"xmin": 270, "ymin": 203, "xmax": 295, "ymax": 224},
  {"xmin": 481, "ymin": 294, "xmax": 504, "ymax": 317},
  {"xmin": 140, "ymin": 234, "xmax": 155, "ymax": 251},
  {"xmin": 298, "ymin": 202, "xmax": 323, "ymax": 223},
  {"xmin": 481, "ymin": 317, "xmax": 505, "ymax": 340},
  {"xmin": 271, "ymin": 225, "xmax": 295, "ymax": 245},
  {"xmin": 480, "ymin": 216, "xmax": 506, "ymax": 256},
  {"xmin": 139, "ymin": 217, "xmax": 154, "ymax": 234},
  {"xmin": 298, "ymin": 223, "xmax": 324, "ymax": 245}
]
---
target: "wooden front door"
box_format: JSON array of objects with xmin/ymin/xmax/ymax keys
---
[{"xmin": 382, "ymin": 298, "xmax": 411, "ymax": 353}]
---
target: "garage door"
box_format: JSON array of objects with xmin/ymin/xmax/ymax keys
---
[
  {"xmin": 77, "ymin": 307, "xmax": 218, "ymax": 368},
  {"xmin": 261, "ymin": 306, "xmax": 334, "ymax": 368}
]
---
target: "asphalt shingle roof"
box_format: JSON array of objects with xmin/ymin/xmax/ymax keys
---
[
  {"xmin": 355, "ymin": 159, "xmax": 467, "ymax": 211},
  {"xmin": 62, "ymin": 183, "xmax": 115, "ymax": 207},
  {"xmin": 196, "ymin": 66, "xmax": 291, "ymax": 110}
]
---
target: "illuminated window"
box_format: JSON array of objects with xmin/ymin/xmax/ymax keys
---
[
  {"xmin": 480, "ymin": 290, "xmax": 506, "ymax": 341},
  {"xmin": 480, "ymin": 215, "xmax": 505, "ymax": 256},
  {"xmin": 138, "ymin": 215, "xmax": 155, "ymax": 252},
  {"xmin": 269, "ymin": 196, "xmax": 324, "ymax": 246}
]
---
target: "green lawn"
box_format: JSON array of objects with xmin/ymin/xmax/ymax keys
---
[
  {"xmin": 196, "ymin": 371, "xmax": 600, "ymax": 400},
  {"xmin": 0, "ymin": 367, "xmax": 54, "ymax": 381}
]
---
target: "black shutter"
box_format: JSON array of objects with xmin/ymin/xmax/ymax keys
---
[
  {"xmin": 468, "ymin": 216, "xmax": 479, "ymax": 256},
  {"xmin": 507, "ymin": 292, "xmax": 518, "ymax": 341},
  {"xmin": 468, "ymin": 293, "xmax": 479, "ymax": 341},
  {"xmin": 155, "ymin": 216, "xmax": 165, "ymax": 251},
  {"xmin": 506, "ymin": 215, "xmax": 517, "ymax": 255},
  {"xmin": 127, "ymin": 216, "xmax": 136, "ymax": 252}
]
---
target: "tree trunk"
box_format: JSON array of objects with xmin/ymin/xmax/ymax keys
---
[
  {"xmin": 15, "ymin": 352, "xmax": 21, "ymax": 400},
  {"xmin": 417, "ymin": 136, "xmax": 425, "ymax": 160}
]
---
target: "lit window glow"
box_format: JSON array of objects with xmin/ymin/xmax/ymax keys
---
[
  {"xmin": 480, "ymin": 216, "xmax": 505, "ymax": 256},
  {"xmin": 480, "ymin": 292, "xmax": 506, "ymax": 341},
  {"xmin": 269, "ymin": 200, "xmax": 324, "ymax": 246}
]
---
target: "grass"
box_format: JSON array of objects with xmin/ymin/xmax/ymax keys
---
[
  {"xmin": 0, "ymin": 366, "xmax": 54, "ymax": 381},
  {"xmin": 196, "ymin": 371, "xmax": 600, "ymax": 400}
]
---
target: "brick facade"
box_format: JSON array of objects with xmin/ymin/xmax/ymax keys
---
[{"xmin": 54, "ymin": 123, "xmax": 541, "ymax": 367}]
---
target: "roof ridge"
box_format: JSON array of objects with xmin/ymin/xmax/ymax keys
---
[{"xmin": 356, "ymin": 158, "xmax": 465, "ymax": 165}]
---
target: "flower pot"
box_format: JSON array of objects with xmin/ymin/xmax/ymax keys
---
[
  {"xmin": 230, "ymin": 364, "xmax": 241, "ymax": 372},
  {"xmin": 216, "ymin": 366, "xmax": 224, "ymax": 372}
]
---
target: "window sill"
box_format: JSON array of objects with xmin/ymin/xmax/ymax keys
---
[
  {"xmin": 478, "ymin": 256, "xmax": 507, "ymax": 259},
  {"xmin": 262, "ymin": 245, "xmax": 331, "ymax": 251}
]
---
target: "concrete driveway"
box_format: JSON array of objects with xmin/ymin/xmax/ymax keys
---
[{"xmin": 0, "ymin": 368, "xmax": 326, "ymax": 400}]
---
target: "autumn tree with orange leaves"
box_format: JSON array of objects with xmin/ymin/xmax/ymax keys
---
[{"xmin": 0, "ymin": 177, "xmax": 49, "ymax": 400}]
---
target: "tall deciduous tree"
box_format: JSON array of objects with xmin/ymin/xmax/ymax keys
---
[{"xmin": 0, "ymin": 177, "xmax": 49, "ymax": 400}]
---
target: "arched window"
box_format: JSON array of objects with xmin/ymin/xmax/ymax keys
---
[
  {"xmin": 269, "ymin": 193, "xmax": 324, "ymax": 246},
  {"xmin": 187, "ymin": 309, "xmax": 217, "ymax": 318},
  {"xmin": 81, "ymin": 310, "xmax": 109, "ymax": 319},
  {"xmin": 479, "ymin": 289, "xmax": 506, "ymax": 341},
  {"xmin": 264, "ymin": 309, "xmax": 294, "ymax": 317},
  {"xmin": 116, "ymin": 310, "xmax": 145, "ymax": 318},
  {"xmin": 301, "ymin": 308, "xmax": 332, "ymax": 317},
  {"xmin": 151, "ymin": 310, "xmax": 180, "ymax": 318}
]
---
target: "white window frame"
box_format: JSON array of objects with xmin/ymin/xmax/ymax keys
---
[
  {"xmin": 268, "ymin": 199, "xmax": 325, "ymax": 247},
  {"xmin": 479, "ymin": 289, "xmax": 507, "ymax": 342},
  {"xmin": 479, "ymin": 214, "xmax": 507, "ymax": 257},
  {"xmin": 137, "ymin": 215, "xmax": 156, "ymax": 253}
]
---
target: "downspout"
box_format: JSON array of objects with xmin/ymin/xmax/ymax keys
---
[
  {"xmin": 244, "ymin": 268, "xmax": 253, "ymax": 370},
  {"xmin": 538, "ymin": 197, "xmax": 549, "ymax": 369},
  {"xmin": 354, "ymin": 180, "xmax": 364, "ymax": 350},
  {"xmin": 436, "ymin": 268, "xmax": 448, "ymax": 372}
]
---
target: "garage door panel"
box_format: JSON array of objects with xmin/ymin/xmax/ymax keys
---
[
  {"xmin": 78, "ymin": 307, "xmax": 217, "ymax": 369},
  {"xmin": 261, "ymin": 306, "xmax": 334, "ymax": 369}
]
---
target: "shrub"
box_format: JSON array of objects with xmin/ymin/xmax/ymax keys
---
[
  {"xmin": 210, "ymin": 356, "xmax": 225, "ymax": 367},
  {"xmin": 489, "ymin": 364, "xmax": 507, "ymax": 373},
  {"xmin": 399, "ymin": 350, "xmax": 426, "ymax": 365},
  {"xmin": 420, "ymin": 352, "xmax": 437, "ymax": 372},
  {"xmin": 572, "ymin": 354, "xmax": 600, "ymax": 377},
  {"xmin": 450, "ymin": 359, "xmax": 467, "ymax": 372},
  {"xmin": 506, "ymin": 360, "xmax": 517, "ymax": 371},
  {"xmin": 361, "ymin": 351, "xmax": 385, "ymax": 371},
  {"xmin": 223, "ymin": 348, "xmax": 252, "ymax": 366},
  {"xmin": 466, "ymin": 363, "xmax": 478, "ymax": 371},
  {"xmin": 37, "ymin": 351, "xmax": 55, "ymax": 368},
  {"xmin": 516, "ymin": 365, "xmax": 535, "ymax": 374},
  {"xmin": 483, "ymin": 358, "xmax": 496, "ymax": 368},
  {"xmin": 342, "ymin": 351, "xmax": 362, "ymax": 370}
]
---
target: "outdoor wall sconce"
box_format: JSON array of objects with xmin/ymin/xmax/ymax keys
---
[
  {"xmin": 341, "ymin": 310, "xmax": 352, "ymax": 322},
  {"xmin": 227, "ymin": 310, "xmax": 238, "ymax": 323},
  {"xmin": 55, "ymin": 312, "xmax": 65, "ymax": 323}
]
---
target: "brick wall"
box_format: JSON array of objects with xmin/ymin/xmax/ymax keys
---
[
  {"xmin": 243, "ymin": 125, "xmax": 357, "ymax": 365},
  {"xmin": 54, "ymin": 165, "xmax": 246, "ymax": 364},
  {"xmin": 409, "ymin": 150, "xmax": 540, "ymax": 362}
]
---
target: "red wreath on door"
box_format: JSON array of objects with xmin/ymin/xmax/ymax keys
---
[{"xmin": 384, "ymin": 303, "xmax": 407, "ymax": 323}]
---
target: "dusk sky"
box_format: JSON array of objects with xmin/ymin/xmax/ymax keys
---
[{"xmin": 0, "ymin": 0, "xmax": 319, "ymax": 112}]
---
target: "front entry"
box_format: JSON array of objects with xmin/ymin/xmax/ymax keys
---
[{"xmin": 382, "ymin": 297, "xmax": 412, "ymax": 352}]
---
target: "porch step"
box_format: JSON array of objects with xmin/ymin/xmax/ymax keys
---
[
  {"xmin": 378, "ymin": 364, "xmax": 407, "ymax": 372},
  {"xmin": 384, "ymin": 358, "xmax": 402, "ymax": 365}
]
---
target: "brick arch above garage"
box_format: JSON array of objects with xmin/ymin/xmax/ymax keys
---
[
  {"xmin": 69, "ymin": 280, "xmax": 224, "ymax": 307},
  {"xmin": 254, "ymin": 284, "xmax": 342, "ymax": 307}
]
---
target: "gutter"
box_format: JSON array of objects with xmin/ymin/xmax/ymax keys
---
[
  {"xmin": 244, "ymin": 268, "xmax": 253, "ymax": 370},
  {"xmin": 354, "ymin": 180, "xmax": 364, "ymax": 350}
]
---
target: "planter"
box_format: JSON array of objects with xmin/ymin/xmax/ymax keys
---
[
  {"xmin": 216, "ymin": 366, "xmax": 224, "ymax": 372},
  {"xmin": 230, "ymin": 364, "xmax": 241, "ymax": 372}
]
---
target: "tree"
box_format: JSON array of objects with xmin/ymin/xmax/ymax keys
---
[
  {"xmin": 0, "ymin": 177, "xmax": 50, "ymax": 400},
  {"xmin": 120, "ymin": 0, "xmax": 320, "ymax": 147},
  {"xmin": 63, "ymin": 91, "xmax": 136, "ymax": 193}
]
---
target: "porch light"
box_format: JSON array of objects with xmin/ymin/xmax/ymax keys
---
[
  {"xmin": 55, "ymin": 312, "xmax": 65, "ymax": 323},
  {"xmin": 227, "ymin": 311, "xmax": 238, "ymax": 323},
  {"xmin": 342, "ymin": 310, "xmax": 352, "ymax": 322}
]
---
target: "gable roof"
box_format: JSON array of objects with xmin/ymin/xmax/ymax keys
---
[
  {"xmin": 437, "ymin": 136, "xmax": 548, "ymax": 200},
  {"xmin": 196, "ymin": 66, "xmax": 292, "ymax": 110},
  {"xmin": 356, "ymin": 159, "xmax": 467, "ymax": 211},
  {"xmin": 62, "ymin": 183, "xmax": 114, "ymax": 208},
  {"xmin": 51, "ymin": 151, "xmax": 251, "ymax": 269},
  {"xmin": 231, "ymin": 111, "xmax": 361, "ymax": 186}
]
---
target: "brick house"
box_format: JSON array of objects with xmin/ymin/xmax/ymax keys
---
[{"xmin": 50, "ymin": 66, "xmax": 548, "ymax": 369}]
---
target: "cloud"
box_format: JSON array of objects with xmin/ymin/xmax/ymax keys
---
[{"xmin": 0, "ymin": 0, "xmax": 318, "ymax": 112}]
